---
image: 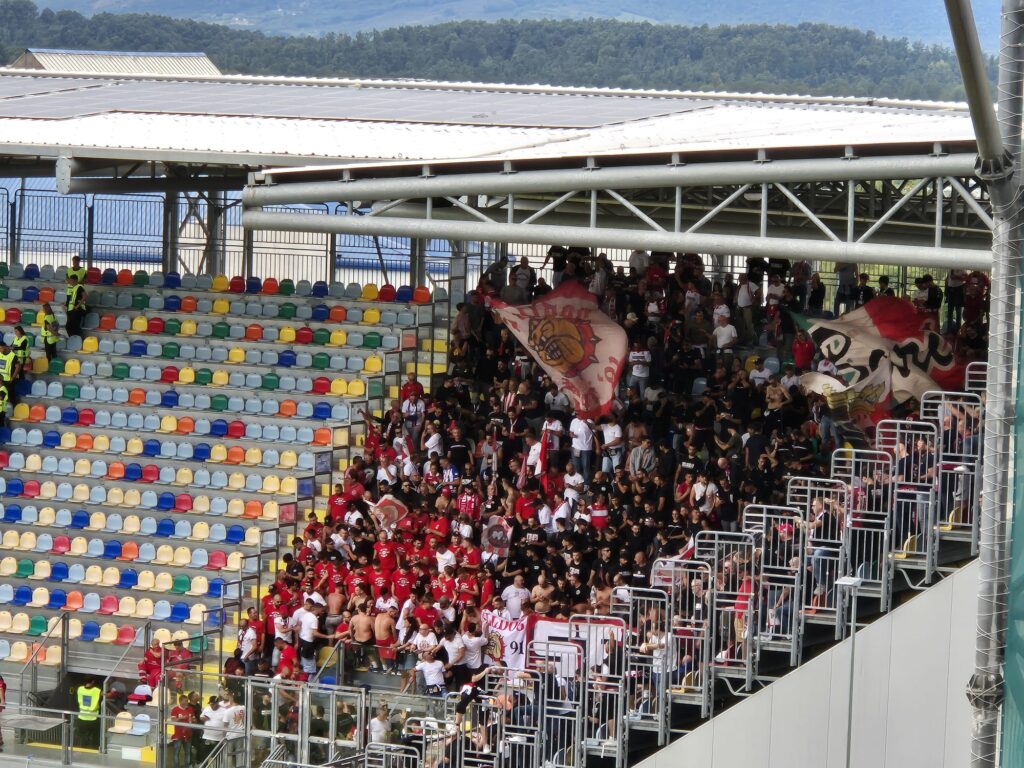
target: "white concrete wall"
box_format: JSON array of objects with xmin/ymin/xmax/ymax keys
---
[{"xmin": 638, "ymin": 559, "xmax": 979, "ymax": 768}]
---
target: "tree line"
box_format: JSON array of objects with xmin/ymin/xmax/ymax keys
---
[{"xmin": 0, "ymin": 0, "xmax": 991, "ymax": 100}]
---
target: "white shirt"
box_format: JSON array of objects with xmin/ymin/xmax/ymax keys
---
[
  {"xmin": 629, "ymin": 249, "xmax": 650, "ymax": 275},
  {"xmin": 222, "ymin": 705, "xmax": 245, "ymax": 740},
  {"xmin": 297, "ymin": 611, "xmax": 319, "ymax": 643},
  {"xmin": 628, "ymin": 350, "xmax": 652, "ymax": 378},
  {"xmin": 712, "ymin": 303, "xmax": 731, "ymax": 324},
  {"xmin": 553, "ymin": 501, "xmax": 571, "ymax": 527},
  {"xmin": 569, "ymin": 418, "xmax": 594, "ymax": 452},
  {"xmin": 369, "ymin": 717, "xmax": 390, "ymax": 743},
  {"xmin": 461, "ymin": 633, "xmax": 489, "ymax": 668},
  {"xmin": 201, "ymin": 706, "xmax": 225, "ymax": 742},
  {"xmin": 435, "ymin": 548, "xmax": 457, "ymax": 571},
  {"xmin": 563, "ymin": 472, "xmax": 584, "ymax": 503},
  {"xmin": 501, "ymin": 585, "xmax": 530, "ymax": 618},
  {"xmin": 712, "ymin": 323, "xmax": 738, "ymax": 350},
  {"xmin": 273, "ymin": 613, "xmax": 294, "ymax": 643},
  {"xmin": 600, "ymin": 423, "xmax": 623, "ymax": 452},
  {"xmin": 541, "ymin": 420, "xmax": 563, "ymax": 451},
  {"xmin": 417, "ymin": 659, "xmax": 447, "ymax": 688},
  {"xmin": 424, "ymin": 431, "xmax": 443, "ymax": 458},
  {"xmin": 412, "ymin": 631, "xmax": 438, "ymax": 653},
  {"xmin": 735, "ymin": 282, "xmax": 758, "ymax": 308},
  {"xmin": 749, "ymin": 367, "xmax": 772, "ymax": 387},
  {"xmin": 781, "ymin": 373, "xmax": 800, "ymax": 389},
  {"xmin": 440, "ymin": 635, "xmax": 464, "ymax": 665},
  {"xmin": 536, "ymin": 503, "xmax": 553, "ymax": 531},
  {"xmin": 526, "ymin": 440, "xmax": 543, "ymax": 475},
  {"xmin": 765, "ymin": 282, "xmax": 785, "ymax": 306},
  {"xmin": 401, "ymin": 398, "xmax": 425, "ymax": 422},
  {"xmin": 238, "ymin": 626, "xmax": 257, "ymax": 659}
]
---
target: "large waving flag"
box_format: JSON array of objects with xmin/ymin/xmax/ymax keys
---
[
  {"xmin": 797, "ymin": 297, "xmax": 966, "ymax": 426},
  {"xmin": 491, "ymin": 280, "xmax": 627, "ymax": 418}
]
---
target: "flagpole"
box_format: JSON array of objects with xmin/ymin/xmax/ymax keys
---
[{"xmin": 943, "ymin": 2, "xmax": 1022, "ymax": 767}]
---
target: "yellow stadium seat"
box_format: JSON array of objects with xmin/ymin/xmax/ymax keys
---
[
  {"xmin": 73, "ymin": 459, "xmax": 90, "ymax": 476},
  {"xmin": 124, "ymin": 438, "xmax": 144, "ymax": 456},
  {"xmin": 208, "ymin": 445, "xmax": 227, "ymax": 463},
  {"xmin": 178, "ymin": 367, "xmax": 196, "ymax": 384},
  {"xmin": 361, "ymin": 308, "xmax": 381, "ymax": 325},
  {"xmin": 227, "ymin": 472, "xmax": 245, "ymax": 491},
  {"xmin": 63, "ymin": 358, "xmax": 81, "ymax": 376},
  {"xmin": 158, "ymin": 415, "xmax": 178, "ymax": 434},
  {"xmin": 95, "ymin": 623, "xmax": 118, "ymax": 643},
  {"xmin": 226, "ymin": 499, "xmax": 244, "ymax": 518},
  {"xmin": 38, "ymin": 507, "xmax": 55, "ymax": 527},
  {"xmin": 279, "ymin": 327, "xmax": 296, "ymax": 344},
  {"xmin": 179, "ymin": 320, "xmax": 197, "ymax": 337},
  {"xmin": 280, "ymin": 477, "xmax": 297, "ymax": 495},
  {"xmin": 363, "ymin": 356, "xmax": 383, "ymax": 374},
  {"xmin": 12, "ymin": 403, "xmax": 30, "ymax": 421},
  {"xmin": 174, "ymin": 468, "xmax": 194, "ymax": 486},
  {"xmin": 330, "ymin": 379, "xmax": 348, "ymax": 396},
  {"xmin": 261, "ymin": 476, "xmax": 281, "ymax": 495},
  {"xmin": 212, "ymin": 299, "xmax": 230, "ymax": 315},
  {"xmin": 82, "ymin": 337, "xmax": 99, "ymax": 354},
  {"xmin": 243, "ymin": 448, "xmax": 261, "ymax": 466},
  {"xmin": 328, "ymin": 330, "xmax": 347, "ymax": 347},
  {"xmin": 211, "ymin": 370, "xmax": 229, "ymax": 387},
  {"xmin": 227, "ymin": 347, "xmax": 245, "ymax": 364},
  {"xmin": 212, "ymin": 275, "xmax": 229, "ymax": 292},
  {"xmin": 361, "ymin": 284, "xmax": 379, "ymax": 301},
  {"xmin": 348, "ymin": 380, "xmax": 366, "ymax": 397},
  {"xmin": 131, "ymin": 316, "xmax": 148, "ymax": 333},
  {"xmin": 93, "ymin": 435, "xmax": 110, "ymax": 453},
  {"xmin": 32, "ymin": 357, "xmax": 48, "ymax": 374},
  {"xmin": 61, "ymin": 432, "xmax": 77, "ymax": 450}
]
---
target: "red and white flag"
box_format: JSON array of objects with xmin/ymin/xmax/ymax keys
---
[{"xmin": 491, "ymin": 281, "xmax": 627, "ymax": 419}]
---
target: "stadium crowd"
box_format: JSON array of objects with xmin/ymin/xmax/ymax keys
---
[{"xmin": 151, "ymin": 249, "xmax": 988, "ymax": 759}]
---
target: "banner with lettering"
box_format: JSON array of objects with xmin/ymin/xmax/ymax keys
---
[
  {"xmin": 491, "ymin": 281, "xmax": 627, "ymax": 418},
  {"xmin": 797, "ymin": 297, "xmax": 965, "ymax": 426},
  {"xmin": 482, "ymin": 609, "xmax": 528, "ymax": 669}
]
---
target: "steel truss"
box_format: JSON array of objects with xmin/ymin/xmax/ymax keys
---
[{"xmin": 243, "ymin": 152, "xmax": 993, "ymax": 269}]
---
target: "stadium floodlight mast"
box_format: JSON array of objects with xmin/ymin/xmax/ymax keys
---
[{"xmin": 944, "ymin": 1, "xmax": 1021, "ymax": 767}]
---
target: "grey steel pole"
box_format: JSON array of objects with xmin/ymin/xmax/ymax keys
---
[
  {"xmin": 944, "ymin": 1, "xmax": 1022, "ymax": 767},
  {"xmin": 845, "ymin": 587, "xmax": 859, "ymax": 768},
  {"xmin": 244, "ymin": 155, "xmax": 980, "ymax": 207},
  {"xmin": 242, "ymin": 209, "xmax": 991, "ymax": 271}
]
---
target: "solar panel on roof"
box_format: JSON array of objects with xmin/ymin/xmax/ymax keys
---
[{"xmin": 0, "ymin": 74, "xmax": 706, "ymax": 128}]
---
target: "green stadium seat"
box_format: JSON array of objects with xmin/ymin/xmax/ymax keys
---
[
  {"xmin": 48, "ymin": 359, "xmax": 65, "ymax": 375},
  {"xmin": 364, "ymin": 332, "xmax": 382, "ymax": 349},
  {"xmin": 213, "ymin": 322, "xmax": 230, "ymax": 340},
  {"xmin": 164, "ymin": 319, "xmax": 182, "ymax": 336},
  {"xmin": 278, "ymin": 280, "xmax": 295, "ymax": 296},
  {"xmin": 195, "ymin": 368, "xmax": 213, "ymax": 386},
  {"xmin": 312, "ymin": 353, "xmax": 330, "ymax": 371},
  {"xmin": 210, "ymin": 395, "xmax": 228, "ymax": 412},
  {"xmin": 112, "ymin": 363, "xmax": 130, "ymax": 380},
  {"xmin": 312, "ymin": 328, "xmax": 331, "ymax": 346},
  {"xmin": 261, "ymin": 373, "xmax": 280, "ymax": 391},
  {"xmin": 162, "ymin": 343, "xmax": 180, "ymax": 360},
  {"xmin": 278, "ymin": 303, "xmax": 296, "ymax": 320},
  {"xmin": 132, "ymin": 294, "xmax": 149, "ymax": 310}
]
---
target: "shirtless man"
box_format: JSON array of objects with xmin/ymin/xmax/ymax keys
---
[
  {"xmin": 374, "ymin": 605, "xmax": 399, "ymax": 673},
  {"xmin": 326, "ymin": 582, "xmax": 346, "ymax": 634},
  {"xmin": 341, "ymin": 603, "xmax": 379, "ymax": 671}
]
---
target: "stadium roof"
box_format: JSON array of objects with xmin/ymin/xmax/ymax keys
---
[
  {"xmin": 6, "ymin": 49, "xmax": 221, "ymax": 77},
  {"xmin": 0, "ymin": 69, "xmax": 977, "ymax": 170}
]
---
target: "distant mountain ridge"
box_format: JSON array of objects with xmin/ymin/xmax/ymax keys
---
[
  {"xmin": 0, "ymin": 2, "xmax": 989, "ymax": 101},
  {"xmin": 29, "ymin": 0, "xmax": 1000, "ymax": 47}
]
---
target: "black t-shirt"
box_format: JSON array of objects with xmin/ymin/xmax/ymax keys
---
[
  {"xmin": 448, "ymin": 441, "xmax": 471, "ymax": 469},
  {"xmin": 566, "ymin": 561, "xmax": 592, "ymax": 585},
  {"xmin": 568, "ymin": 583, "xmax": 589, "ymax": 606}
]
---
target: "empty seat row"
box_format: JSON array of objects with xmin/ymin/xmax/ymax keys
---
[
  {"xmin": 2, "ymin": 429, "xmax": 317, "ymax": 469},
  {"xmin": 27, "ymin": 358, "xmax": 377, "ymax": 399},
  {"xmin": 7, "ymin": 416, "xmax": 336, "ymax": 446},
  {"xmin": 15, "ymin": 398, "xmax": 350, "ymax": 430},
  {"xmin": 3, "ymin": 453, "xmax": 301, "ymax": 495},
  {"xmin": 0, "ymin": 640, "xmax": 63, "ymax": 666},
  {"xmin": 106, "ymin": 711, "xmax": 152, "ymax": 736},
  {"xmin": 0, "ymin": 568, "xmax": 233, "ymax": 599},
  {"xmin": 86, "ymin": 290, "xmax": 419, "ymax": 318},
  {"xmin": 0, "ymin": 481, "xmax": 282, "ymax": 519},
  {"xmin": 0, "ymin": 512, "xmax": 270, "ymax": 544},
  {"xmin": 4, "ymin": 263, "xmax": 432, "ymax": 302},
  {"xmin": 77, "ymin": 336, "xmax": 390, "ymax": 371},
  {"xmin": 104, "ymin": 316, "xmax": 404, "ymax": 347},
  {"xmin": 0, "ymin": 534, "xmax": 257, "ymax": 567}
]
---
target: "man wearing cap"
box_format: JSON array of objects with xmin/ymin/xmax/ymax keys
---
[{"xmin": 749, "ymin": 358, "xmax": 772, "ymax": 387}]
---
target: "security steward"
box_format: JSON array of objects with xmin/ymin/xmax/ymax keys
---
[
  {"xmin": 11, "ymin": 325, "xmax": 29, "ymax": 382},
  {"xmin": 39, "ymin": 303, "xmax": 59, "ymax": 362},
  {"xmin": 0, "ymin": 382, "xmax": 9, "ymax": 430},
  {"xmin": 65, "ymin": 275, "xmax": 87, "ymax": 339},
  {"xmin": 67, "ymin": 256, "xmax": 87, "ymax": 284},
  {"xmin": 76, "ymin": 677, "xmax": 101, "ymax": 748},
  {"xmin": 0, "ymin": 338, "xmax": 16, "ymax": 408}
]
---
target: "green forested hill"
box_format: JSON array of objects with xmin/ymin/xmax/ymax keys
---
[
  {"xmin": 0, "ymin": 0, "xmax": 988, "ymax": 101},
  {"xmin": 25, "ymin": 0, "xmax": 1002, "ymax": 47}
]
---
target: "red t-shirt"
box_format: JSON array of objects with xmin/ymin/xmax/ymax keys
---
[
  {"xmin": 392, "ymin": 571, "xmax": 415, "ymax": 602},
  {"xmin": 277, "ymin": 644, "xmax": 297, "ymax": 673},
  {"xmin": 374, "ymin": 542, "xmax": 399, "ymax": 573},
  {"xmin": 479, "ymin": 578, "xmax": 495, "ymax": 609},
  {"xmin": 413, "ymin": 604, "xmax": 439, "ymax": 627},
  {"xmin": 459, "ymin": 546, "xmax": 482, "ymax": 571},
  {"xmin": 327, "ymin": 495, "xmax": 347, "ymax": 524},
  {"xmin": 792, "ymin": 339, "xmax": 815, "ymax": 371},
  {"xmin": 400, "ymin": 381, "xmax": 425, "ymax": 402},
  {"xmin": 171, "ymin": 706, "xmax": 193, "ymax": 741}
]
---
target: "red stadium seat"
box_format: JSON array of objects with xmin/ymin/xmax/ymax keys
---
[
  {"xmin": 147, "ymin": 318, "xmax": 165, "ymax": 334},
  {"xmin": 262, "ymin": 278, "xmax": 279, "ymax": 295}
]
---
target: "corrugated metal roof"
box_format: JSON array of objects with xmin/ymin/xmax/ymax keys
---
[
  {"xmin": 7, "ymin": 50, "xmax": 220, "ymax": 76},
  {"xmin": 0, "ymin": 69, "xmax": 977, "ymax": 166}
]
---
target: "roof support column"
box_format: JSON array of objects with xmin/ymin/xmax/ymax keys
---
[
  {"xmin": 162, "ymin": 192, "xmax": 179, "ymax": 275},
  {"xmin": 203, "ymin": 191, "xmax": 226, "ymax": 276}
]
